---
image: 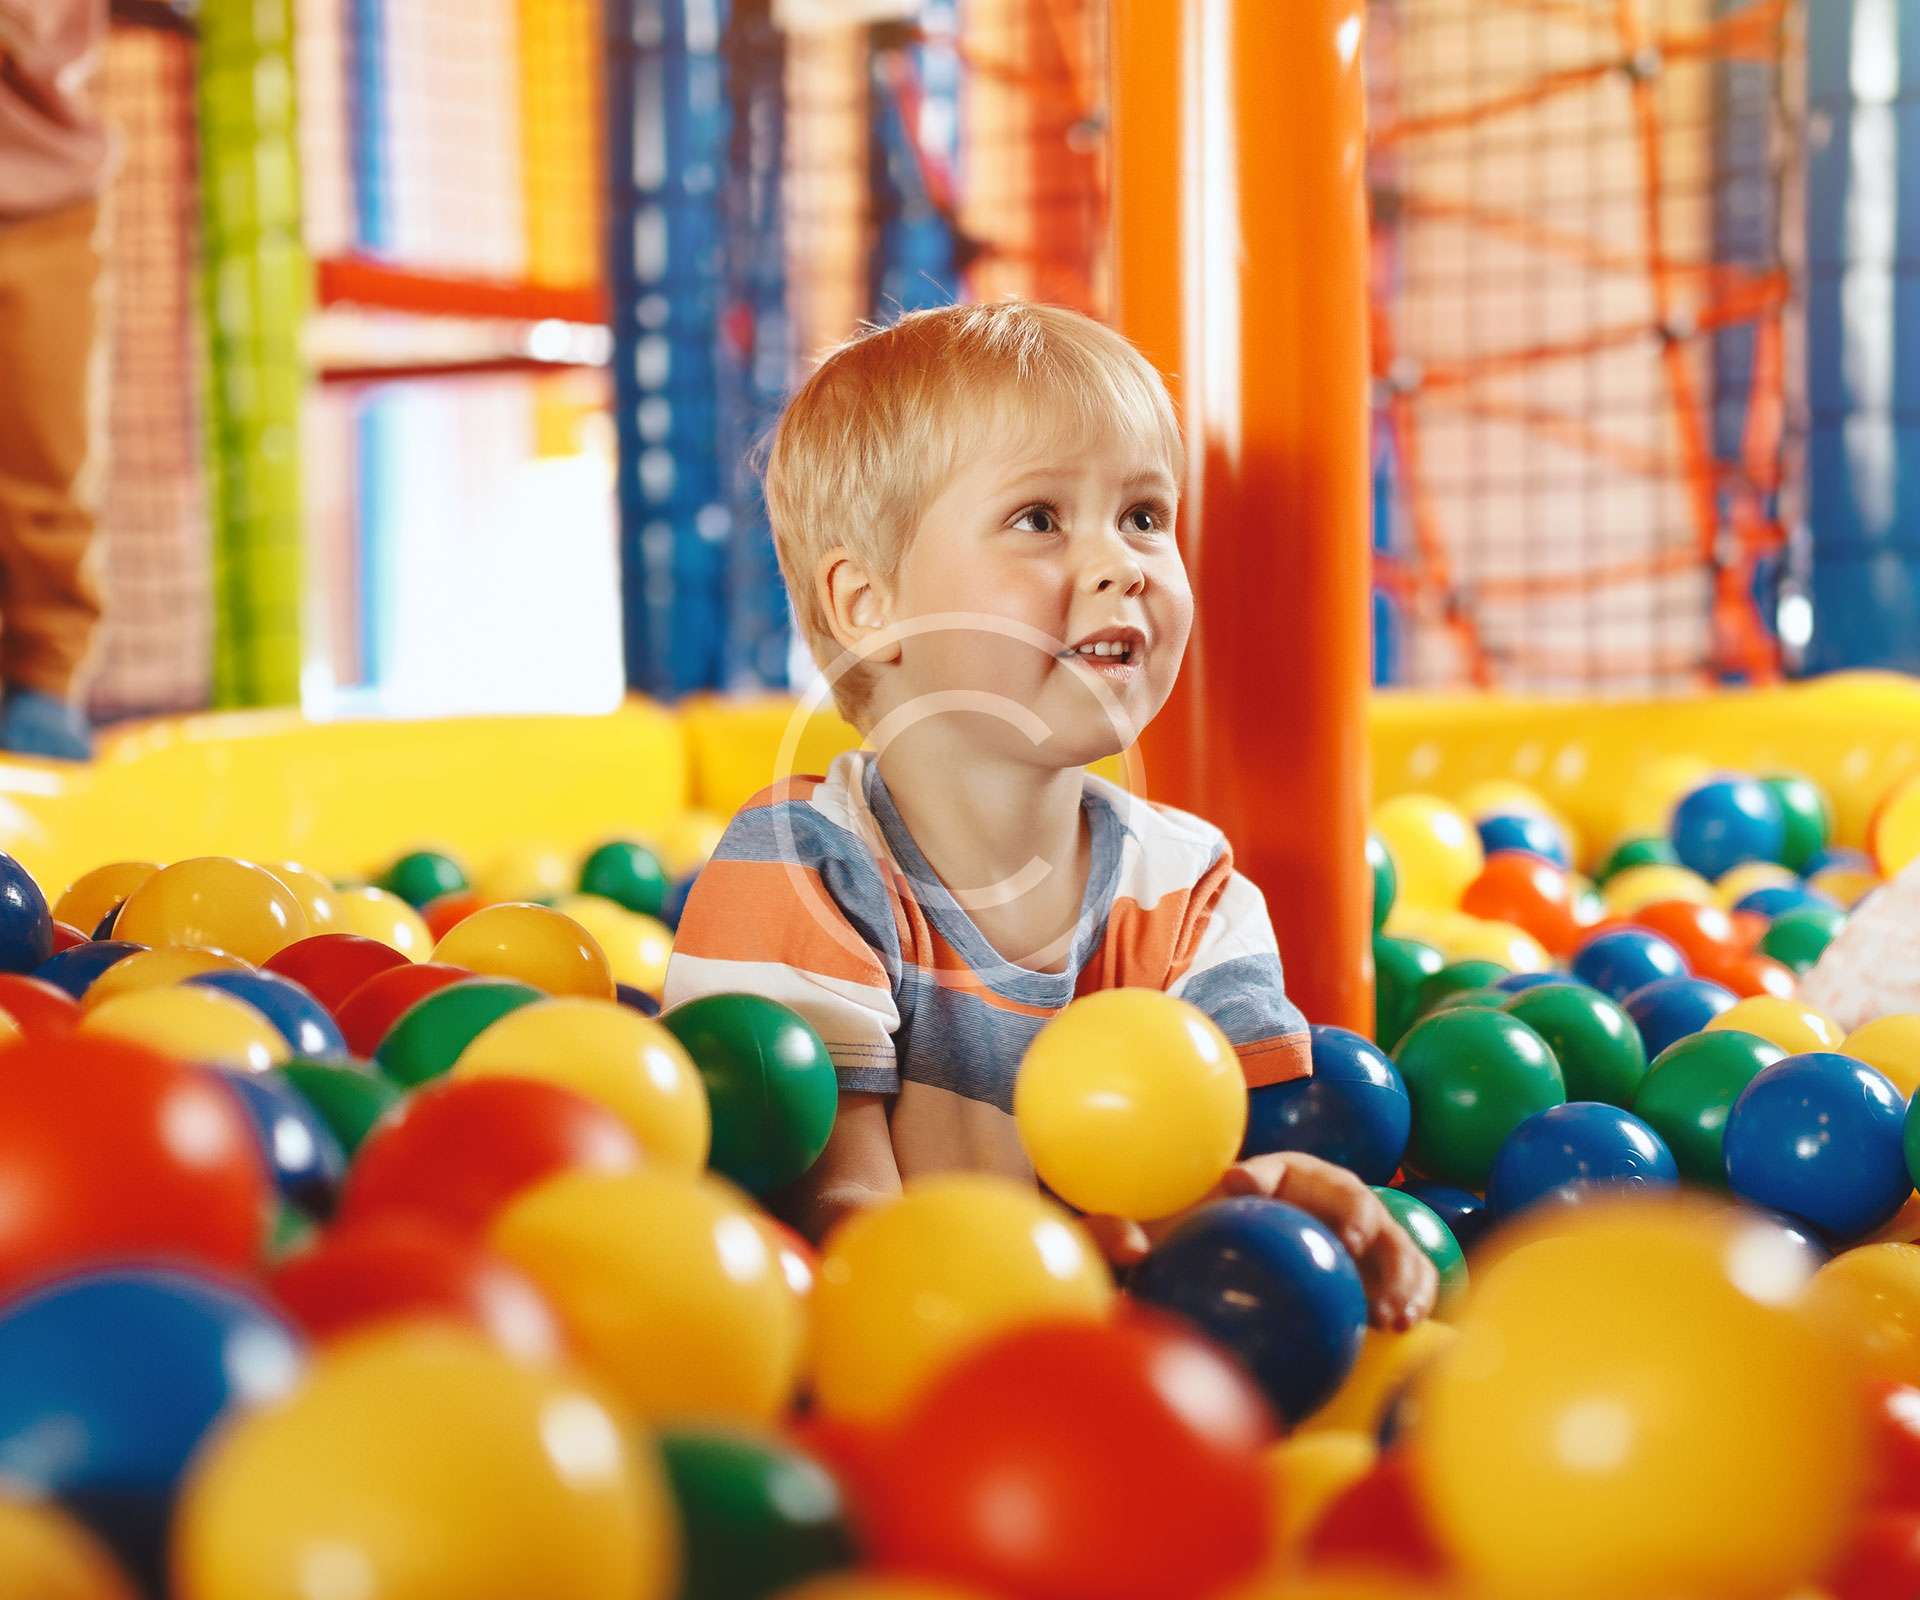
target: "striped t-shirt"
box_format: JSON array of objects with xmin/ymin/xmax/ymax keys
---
[{"xmin": 662, "ymin": 749, "xmax": 1311, "ymax": 1183}]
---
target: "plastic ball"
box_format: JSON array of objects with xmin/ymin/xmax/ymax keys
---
[
  {"xmin": 422, "ymin": 889, "xmax": 488, "ymax": 941},
  {"xmin": 776, "ymin": 1580, "xmax": 997, "ymax": 1600},
  {"xmin": 1715, "ymin": 860, "xmax": 1800, "ymax": 910},
  {"xmin": 1865, "ymin": 1381, "xmax": 1920, "ymax": 1514},
  {"xmin": 0, "ymin": 1496, "xmax": 137, "ymax": 1599},
  {"xmin": 326, "ymin": 885, "xmax": 433, "ymax": 957},
  {"xmin": 265, "ymin": 933, "xmax": 408, "ymax": 1015},
  {"xmin": 1372, "ymin": 935, "xmax": 1444, "ymax": 1051},
  {"xmin": 261, "ymin": 862, "xmax": 337, "ymax": 933},
  {"xmin": 1621, "ymin": 974, "xmax": 1737, "ymax": 1060},
  {"xmin": 1414, "ymin": 1196, "xmax": 1865, "ymax": 1598},
  {"xmin": 171, "ymin": 1326, "xmax": 676, "ymax": 1600},
  {"xmin": 53, "ymin": 862, "xmax": 157, "ymax": 942},
  {"xmin": 185, "ymin": 969, "xmax": 347, "ymax": 1059},
  {"xmin": 490, "ymin": 1166, "xmax": 804, "ymax": 1424},
  {"xmin": 34, "ymin": 940, "xmax": 144, "ymax": 999},
  {"xmin": 0, "ymin": 1267, "xmax": 304, "ymax": 1585},
  {"xmin": 1726, "ymin": 1053, "xmax": 1912, "ymax": 1240},
  {"xmin": 78, "ymin": 946, "xmax": 249, "ymax": 1012},
  {"xmin": 867, "ymin": 1317, "xmax": 1272, "ymax": 1600},
  {"xmin": 1848, "ymin": 1015, "xmax": 1920, "ymax": 1100},
  {"xmin": 1632, "ymin": 1029, "xmax": 1787, "ymax": 1187},
  {"xmin": 81, "ymin": 984, "xmax": 289, "ymax": 1072},
  {"xmin": 114, "ymin": 858, "xmax": 306, "ymax": 964},
  {"xmin": 217, "ymin": 1067, "xmax": 347, "ymax": 1218},
  {"xmin": 1391, "ymin": 907, "xmax": 1550, "ymax": 973},
  {"xmin": 453, "ymin": 997, "xmax": 710, "ymax": 1173},
  {"xmin": 342, "ymin": 1074, "xmax": 641, "ymax": 1238},
  {"xmin": 1475, "ymin": 812, "xmax": 1570, "ymax": 867},
  {"xmin": 1371, "ymin": 1187, "xmax": 1468, "ymax": 1313},
  {"xmin": 1595, "ymin": 835, "xmax": 1679, "ymax": 883},
  {"xmin": 1500, "ymin": 982, "xmax": 1647, "ymax": 1106},
  {"xmin": 433, "ymin": 903, "xmax": 615, "ymax": 1001},
  {"xmin": 1487, "ymin": 1101, "xmax": 1678, "ymax": 1216},
  {"xmin": 1706, "ymin": 994, "xmax": 1844, "ymax": 1055},
  {"xmin": 379, "ymin": 848, "xmax": 469, "ymax": 909},
  {"xmin": 375, "ymin": 977, "xmax": 543, "ymax": 1088},
  {"xmin": 1461, "ymin": 852, "xmax": 1584, "ymax": 955},
  {"xmin": 1414, "ymin": 958, "xmax": 1507, "ymax": 1018},
  {"xmin": 1391, "ymin": 1008, "xmax": 1566, "ymax": 1189},
  {"xmin": 0, "ymin": 971, "xmax": 79, "ymax": 1036},
  {"xmin": 578, "ymin": 839, "xmax": 671, "ymax": 918},
  {"xmin": 810, "ymin": 1175, "xmax": 1113, "ymax": 1423},
  {"xmin": 1240, "ymin": 1026, "xmax": 1409, "ymax": 1185},
  {"xmin": 1263, "ymin": 1432, "xmax": 1377, "ymax": 1564},
  {"xmin": 1571, "ymin": 927, "xmax": 1687, "ymax": 1000},
  {"xmin": 1811, "ymin": 863, "xmax": 1884, "ymax": 909},
  {"xmin": 333, "ymin": 960, "xmax": 469, "ymax": 1057},
  {"xmin": 1367, "ymin": 834, "xmax": 1396, "ymax": 932},
  {"xmin": 87, "ymin": 906, "xmax": 119, "ymax": 940},
  {"xmin": 1761, "ymin": 905, "xmax": 1847, "ymax": 973},
  {"xmin": 1014, "ymin": 989, "xmax": 1246, "ymax": 1220},
  {"xmin": 1629, "ymin": 898, "xmax": 1739, "ymax": 967},
  {"xmin": 662, "ymin": 994, "xmax": 839, "ymax": 1194},
  {"xmin": 1763, "ymin": 773, "xmax": 1832, "ymax": 872},
  {"xmin": 1671, "ymin": 777, "xmax": 1787, "ymax": 880},
  {"xmin": 1600, "ymin": 863, "xmax": 1715, "ymax": 915},
  {"xmin": 659, "ymin": 1428, "xmax": 854, "ymax": 1600},
  {"xmin": 554, "ymin": 894, "xmax": 674, "ymax": 992},
  {"xmin": 1696, "ymin": 944, "xmax": 1798, "ymax": 999},
  {"xmin": 1806, "ymin": 1243, "xmax": 1920, "ymax": 1388},
  {"xmin": 1735, "ymin": 883, "xmax": 1840, "ymax": 921},
  {"xmin": 1393, "ymin": 1181, "xmax": 1492, "ymax": 1254},
  {"xmin": 1129, "ymin": 1198, "xmax": 1367, "ymax": 1427},
  {"xmin": 1370, "ymin": 796, "xmax": 1483, "ymax": 911},
  {"xmin": 1300, "ymin": 1452, "xmax": 1448, "ymax": 1581},
  {"xmin": 661, "ymin": 873, "xmax": 699, "ymax": 932},
  {"xmin": 276, "ymin": 1059, "xmax": 403, "ymax": 1157},
  {"xmin": 1826, "ymin": 1511, "xmax": 1920, "ymax": 1600},
  {"xmin": 0, "ymin": 852, "xmax": 52, "ymax": 974},
  {"xmin": 617, "ymin": 982, "xmax": 663, "ymax": 1016},
  {"xmin": 1873, "ymin": 774, "xmax": 1920, "ymax": 878}
]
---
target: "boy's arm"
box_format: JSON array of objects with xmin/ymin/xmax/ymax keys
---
[{"xmin": 778, "ymin": 1092, "xmax": 902, "ymax": 1244}]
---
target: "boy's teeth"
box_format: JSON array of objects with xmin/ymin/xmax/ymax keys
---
[{"xmin": 1075, "ymin": 641, "xmax": 1130, "ymax": 658}]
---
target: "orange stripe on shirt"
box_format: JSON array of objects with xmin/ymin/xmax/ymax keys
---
[
  {"xmin": 1165, "ymin": 852, "xmax": 1236, "ymax": 989},
  {"xmin": 1238, "ymin": 1030, "xmax": 1313, "ymax": 1090},
  {"xmin": 917, "ymin": 918, "xmax": 1060, "ymax": 1019},
  {"xmin": 672, "ymin": 857, "xmax": 889, "ymax": 987}
]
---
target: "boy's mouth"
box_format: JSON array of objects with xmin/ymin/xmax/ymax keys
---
[{"xmin": 1057, "ymin": 624, "xmax": 1147, "ymax": 670}]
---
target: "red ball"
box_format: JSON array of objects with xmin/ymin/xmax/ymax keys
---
[
  {"xmin": 340, "ymin": 1075, "xmax": 641, "ymax": 1238},
  {"xmin": 265, "ymin": 933, "xmax": 412, "ymax": 1016},
  {"xmin": 1630, "ymin": 899, "xmax": 1738, "ymax": 970},
  {"xmin": 0, "ymin": 973, "xmax": 80, "ymax": 1038},
  {"xmin": 0, "ymin": 1034, "xmax": 268, "ymax": 1299},
  {"xmin": 1826, "ymin": 1512, "xmax": 1920, "ymax": 1600},
  {"xmin": 334, "ymin": 962, "xmax": 469, "ymax": 1058},
  {"xmin": 1460, "ymin": 852, "xmax": 1583, "ymax": 957},
  {"xmin": 48, "ymin": 921, "xmax": 87, "ymax": 954},
  {"xmin": 422, "ymin": 890, "xmax": 489, "ymax": 942},
  {"xmin": 1695, "ymin": 945, "xmax": 1796, "ymax": 999},
  {"xmin": 869, "ymin": 1314, "xmax": 1274, "ymax": 1600},
  {"xmin": 759, "ymin": 1216, "xmax": 817, "ymax": 1301},
  {"xmin": 269, "ymin": 1214, "xmax": 565, "ymax": 1361},
  {"xmin": 1729, "ymin": 908, "xmax": 1772, "ymax": 954},
  {"xmin": 787, "ymin": 1412, "xmax": 892, "ymax": 1543},
  {"xmin": 1866, "ymin": 1383, "xmax": 1920, "ymax": 1516},
  {"xmin": 1303, "ymin": 1451, "xmax": 1449, "ymax": 1579}
]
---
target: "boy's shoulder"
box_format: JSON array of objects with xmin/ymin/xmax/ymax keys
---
[
  {"xmin": 726, "ymin": 750, "xmax": 885, "ymax": 867},
  {"xmin": 1085, "ymin": 772, "xmax": 1232, "ymax": 871}
]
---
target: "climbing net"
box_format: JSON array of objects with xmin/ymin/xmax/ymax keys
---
[{"xmin": 1366, "ymin": 0, "xmax": 1795, "ymax": 693}]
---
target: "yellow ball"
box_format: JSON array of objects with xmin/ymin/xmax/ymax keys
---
[
  {"xmin": 1844, "ymin": 1016, "xmax": 1920, "ymax": 1099},
  {"xmin": 1715, "ymin": 862, "xmax": 1800, "ymax": 909},
  {"xmin": 490, "ymin": 1168, "xmax": 802, "ymax": 1425},
  {"xmin": 1810, "ymin": 864, "xmax": 1882, "ymax": 909},
  {"xmin": 328, "ymin": 886, "xmax": 432, "ymax": 958},
  {"xmin": 82, "ymin": 985, "xmax": 289, "ymax": 1072},
  {"xmin": 1298, "ymin": 1319, "xmax": 1457, "ymax": 1438},
  {"xmin": 1384, "ymin": 908, "xmax": 1551, "ymax": 973},
  {"xmin": 265, "ymin": 863, "xmax": 337, "ymax": 932},
  {"xmin": 455, "ymin": 998, "xmax": 710, "ymax": 1173},
  {"xmin": 654, "ymin": 811, "xmax": 728, "ymax": 878},
  {"xmin": 1261, "ymin": 1431, "xmax": 1377, "ymax": 1567},
  {"xmin": 435, "ymin": 903, "xmax": 615, "ymax": 1000},
  {"xmin": 0, "ymin": 1496, "xmax": 136, "ymax": 1600},
  {"xmin": 1705, "ymin": 995, "xmax": 1844, "ymax": 1056},
  {"xmin": 114, "ymin": 858, "xmax": 308, "ymax": 964},
  {"xmin": 1014, "ymin": 989, "xmax": 1246, "ymax": 1220},
  {"xmin": 53, "ymin": 861, "xmax": 158, "ymax": 936},
  {"xmin": 1873, "ymin": 774, "xmax": 1920, "ymax": 877},
  {"xmin": 474, "ymin": 843, "xmax": 576, "ymax": 904},
  {"xmin": 1371, "ymin": 795, "xmax": 1483, "ymax": 911},
  {"xmin": 1804, "ymin": 1242, "xmax": 1920, "ymax": 1388},
  {"xmin": 811, "ymin": 1174, "xmax": 1114, "ymax": 1424},
  {"xmin": 171, "ymin": 1327, "xmax": 676, "ymax": 1600},
  {"xmin": 1601, "ymin": 863, "xmax": 1716, "ymax": 915},
  {"xmin": 1413, "ymin": 1196, "xmax": 1864, "ymax": 1599},
  {"xmin": 555, "ymin": 895, "xmax": 673, "ymax": 993},
  {"xmin": 81, "ymin": 947, "xmax": 252, "ymax": 1013}
]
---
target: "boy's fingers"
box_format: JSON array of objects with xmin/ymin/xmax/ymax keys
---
[{"xmin": 1083, "ymin": 1213, "xmax": 1151, "ymax": 1268}]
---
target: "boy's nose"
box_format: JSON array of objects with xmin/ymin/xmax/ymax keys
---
[{"xmin": 1087, "ymin": 544, "xmax": 1147, "ymax": 595}]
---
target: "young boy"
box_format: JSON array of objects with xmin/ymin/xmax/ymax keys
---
[{"xmin": 664, "ymin": 302, "xmax": 1435, "ymax": 1328}]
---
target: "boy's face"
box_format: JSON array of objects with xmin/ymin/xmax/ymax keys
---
[{"xmin": 873, "ymin": 419, "xmax": 1192, "ymax": 768}]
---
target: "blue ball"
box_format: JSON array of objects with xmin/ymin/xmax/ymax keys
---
[
  {"xmin": 1671, "ymin": 778, "xmax": 1787, "ymax": 880},
  {"xmin": 1801, "ymin": 846, "xmax": 1873, "ymax": 879},
  {"xmin": 1733, "ymin": 884, "xmax": 1841, "ymax": 921},
  {"xmin": 91, "ymin": 902, "xmax": 123, "ymax": 941},
  {"xmin": 216, "ymin": 1067, "xmax": 347, "ymax": 1217},
  {"xmin": 185, "ymin": 969, "xmax": 348, "ymax": 1059},
  {"xmin": 1571, "ymin": 928, "xmax": 1687, "ymax": 1001},
  {"xmin": 33, "ymin": 940, "xmax": 145, "ymax": 999},
  {"xmin": 615, "ymin": 982, "xmax": 662, "ymax": 1017},
  {"xmin": 0, "ymin": 1267, "xmax": 304, "ymax": 1586},
  {"xmin": 1240, "ymin": 1025, "xmax": 1411, "ymax": 1184},
  {"xmin": 662, "ymin": 872, "xmax": 699, "ymax": 931},
  {"xmin": 1725, "ymin": 1053, "xmax": 1911, "ymax": 1240},
  {"xmin": 1395, "ymin": 1180, "xmax": 1493, "ymax": 1253},
  {"xmin": 1488, "ymin": 1101, "xmax": 1679, "ymax": 1216},
  {"xmin": 1476, "ymin": 814, "xmax": 1570, "ymax": 868},
  {"xmin": 1493, "ymin": 971, "xmax": 1568, "ymax": 996},
  {"xmin": 0, "ymin": 852, "xmax": 51, "ymax": 974},
  {"xmin": 1622, "ymin": 975, "xmax": 1737, "ymax": 1060},
  {"xmin": 1128, "ymin": 1197, "xmax": 1367, "ymax": 1426}
]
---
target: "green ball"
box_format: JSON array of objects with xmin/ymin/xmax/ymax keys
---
[
  {"xmin": 662, "ymin": 994, "xmax": 838, "ymax": 1193},
  {"xmin": 1392, "ymin": 1009, "xmax": 1566, "ymax": 1190},
  {"xmin": 1762, "ymin": 773, "xmax": 1832, "ymax": 873},
  {"xmin": 374, "ymin": 978, "xmax": 543, "ymax": 1088},
  {"xmin": 1428, "ymin": 987, "xmax": 1509, "ymax": 1015},
  {"xmin": 1416, "ymin": 960, "xmax": 1510, "ymax": 1019},
  {"xmin": 381, "ymin": 849, "xmax": 468, "ymax": 909},
  {"xmin": 1372, "ymin": 1186, "xmax": 1468, "ymax": 1314},
  {"xmin": 1905, "ymin": 1093, "xmax": 1920, "ymax": 1192},
  {"xmin": 1368, "ymin": 834, "xmax": 1397, "ymax": 933},
  {"xmin": 1374, "ymin": 935, "xmax": 1445, "ymax": 1052},
  {"xmin": 1759, "ymin": 906, "xmax": 1847, "ymax": 974},
  {"xmin": 267, "ymin": 1198, "xmax": 315, "ymax": 1265},
  {"xmin": 578, "ymin": 839, "xmax": 670, "ymax": 918},
  {"xmin": 1596, "ymin": 836, "xmax": 1678, "ymax": 885},
  {"xmin": 1632, "ymin": 1029, "xmax": 1786, "ymax": 1188},
  {"xmin": 279, "ymin": 1058, "xmax": 404, "ymax": 1155},
  {"xmin": 1501, "ymin": 982, "xmax": 1648, "ymax": 1107},
  {"xmin": 659, "ymin": 1428, "xmax": 855, "ymax": 1600}
]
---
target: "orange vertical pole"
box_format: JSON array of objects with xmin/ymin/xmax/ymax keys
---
[{"xmin": 1110, "ymin": 0, "xmax": 1374, "ymax": 1032}]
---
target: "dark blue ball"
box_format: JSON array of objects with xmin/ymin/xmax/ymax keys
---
[
  {"xmin": 1571, "ymin": 928, "xmax": 1687, "ymax": 1001},
  {"xmin": 615, "ymin": 982, "xmax": 662, "ymax": 1017},
  {"xmin": 186, "ymin": 969, "xmax": 348, "ymax": 1060},
  {"xmin": 33, "ymin": 939, "xmax": 145, "ymax": 999},
  {"xmin": 1670, "ymin": 778, "xmax": 1786, "ymax": 880},
  {"xmin": 1622, "ymin": 975, "xmax": 1737, "ymax": 1060},
  {"xmin": 1733, "ymin": 884, "xmax": 1841, "ymax": 920},
  {"xmin": 92, "ymin": 901, "xmax": 123, "ymax": 941},
  {"xmin": 1239, "ymin": 1025, "xmax": 1410, "ymax": 1184},
  {"xmin": 0, "ymin": 852, "xmax": 52, "ymax": 974},
  {"xmin": 215, "ymin": 1067, "xmax": 347, "ymax": 1218},
  {"xmin": 1128, "ymin": 1197, "xmax": 1367, "ymax": 1427},
  {"xmin": 1395, "ymin": 1181, "xmax": 1493, "ymax": 1253},
  {"xmin": 662, "ymin": 872, "xmax": 699, "ymax": 931},
  {"xmin": 1488, "ymin": 1101, "xmax": 1679, "ymax": 1216},
  {"xmin": 0, "ymin": 1267, "xmax": 304, "ymax": 1587},
  {"xmin": 1476, "ymin": 814, "xmax": 1570, "ymax": 867},
  {"xmin": 1801, "ymin": 846, "xmax": 1873, "ymax": 879},
  {"xmin": 1724, "ymin": 1052, "xmax": 1911, "ymax": 1241},
  {"xmin": 1493, "ymin": 971, "xmax": 1568, "ymax": 996}
]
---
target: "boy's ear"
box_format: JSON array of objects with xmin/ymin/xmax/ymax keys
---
[{"xmin": 818, "ymin": 548, "xmax": 904, "ymax": 665}]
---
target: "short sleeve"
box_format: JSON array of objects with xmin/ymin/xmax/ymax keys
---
[
  {"xmin": 1167, "ymin": 851, "xmax": 1312, "ymax": 1089},
  {"xmin": 662, "ymin": 781, "xmax": 904, "ymax": 1095}
]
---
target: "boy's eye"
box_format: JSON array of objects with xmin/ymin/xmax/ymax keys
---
[
  {"xmin": 1013, "ymin": 505, "xmax": 1060, "ymax": 534},
  {"xmin": 1125, "ymin": 503, "xmax": 1169, "ymax": 534}
]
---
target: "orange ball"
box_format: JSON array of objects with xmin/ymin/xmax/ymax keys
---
[
  {"xmin": 1460, "ymin": 854, "xmax": 1583, "ymax": 957},
  {"xmin": 433, "ymin": 904, "xmax": 615, "ymax": 1000},
  {"xmin": 1630, "ymin": 899, "xmax": 1738, "ymax": 970}
]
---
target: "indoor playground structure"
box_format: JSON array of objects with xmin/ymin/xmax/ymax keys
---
[{"xmin": 11, "ymin": 0, "xmax": 1920, "ymax": 1597}]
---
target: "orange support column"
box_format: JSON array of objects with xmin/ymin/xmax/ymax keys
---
[{"xmin": 1110, "ymin": 0, "xmax": 1374, "ymax": 1032}]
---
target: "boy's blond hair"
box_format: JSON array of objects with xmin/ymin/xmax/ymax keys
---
[{"xmin": 763, "ymin": 300, "xmax": 1184, "ymax": 727}]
